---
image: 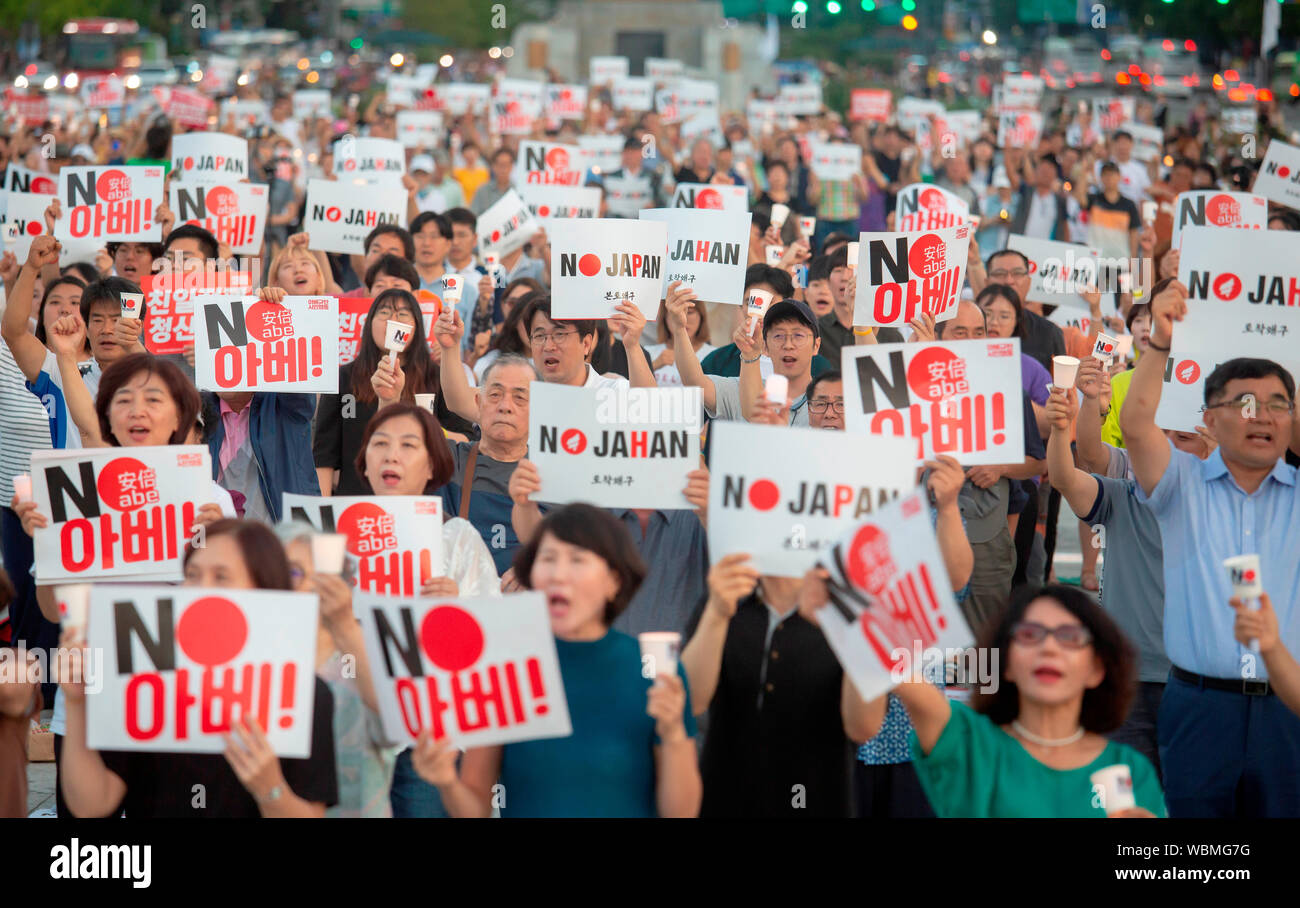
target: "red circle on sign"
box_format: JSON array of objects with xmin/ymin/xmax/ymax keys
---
[
  {"xmin": 205, "ymin": 185, "xmax": 239, "ymax": 217},
  {"xmin": 26, "ymin": 221, "xmax": 42, "ymax": 236},
  {"xmin": 95, "ymin": 169, "xmax": 131, "ymax": 203},
  {"xmin": 578, "ymin": 253, "xmax": 601, "ymax": 277},
  {"xmin": 336, "ymin": 501, "xmax": 396, "ymax": 557},
  {"xmin": 420, "ymin": 605, "xmax": 484, "ymax": 672},
  {"xmin": 919, "ymin": 187, "xmax": 947, "ymax": 211},
  {"xmin": 1212, "ymin": 273, "xmax": 1241, "ymax": 301},
  {"xmin": 326, "ymin": 206, "xmax": 341, "ymax": 222},
  {"xmin": 344, "ymin": 159, "xmax": 356, "ymax": 171},
  {"xmin": 907, "ymin": 233, "xmax": 947, "ymax": 279},
  {"xmin": 177, "ymin": 596, "xmax": 248, "ymax": 666},
  {"xmin": 846, "ymin": 524, "xmax": 892, "ymax": 596},
  {"xmin": 747, "ymin": 479, "xmax": 780, "ymax": 511},
  {"xmin": 906, "ymin": 346, "xmax": 964, "ymax": 402},
  {"xmin": 96, "ymin": 457, "xmax": 155, "ymax": 512},
  {"xmin": 1174, "ymin": 359, "xmax": 1201, "ymax": 384},
  {"xmin": 244, "ymin": 301, "xmax": 293, "ymax": 341},
  {"xmin": 538, "ymin": 205, "xmax": 551, "ymax": 217},
  {"xmin": 1206, "ymin": 194, "xmax": 1241, "ymax": 226},
  {"xmin": 560, "ymin": 428, "xmax": 586, "ymax": 454},
  {"xmin": 545, "ymin": 147, "xmax": 569, "ymax": 170},
  {"xmin": 490, "ymin": 229, "xmax": 501, "ymax": 242},
  {"xmin": 1280, "ymin": 166, "xmax": 1292, "ymax": 179},
  {"xmin": 696, "ymin": 188, "xmax": 723, "ymax": 209},
  {"xmin": 31, "ymin": 176, "xmax": 54, "ymax": 194},
  {"xmin": 183, "ymin": 156, "xmax": 195, "ymax": 170}
]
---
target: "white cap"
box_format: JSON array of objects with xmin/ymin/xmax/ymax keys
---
[
  {"xmin": 70, "ymin": 143, "xmax": 96, "ymax": 161},
  {"xmin": 409, "ymin": 154, "xmax": 435, "ymax": 173}
]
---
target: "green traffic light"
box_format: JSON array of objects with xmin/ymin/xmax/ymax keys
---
[
  {"xmin": 350, "ymin": 37, "xmax": 363, "ymax": 49},
  {"xmin": 827, "ymin": 0, "xmax": 842, "ymax": 12},
  {"xmin": 792, "ymin": 0, "xmax": 808, "ymax": 11},
  {"xmin": 861, "ymin": 0, "xmax": 875, "ymax": 8},
  {"xmin": 902, "ymin": 0, "xmax": 916, "ymax": 8}
]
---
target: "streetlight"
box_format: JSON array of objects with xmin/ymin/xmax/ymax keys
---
[
  {"xmin": 982, "ymin": 30, "xmax": 998, "ymax": 46},
  {"xmin": 390, "ymin": 53, "xmax": 405, "ymax": 67}
]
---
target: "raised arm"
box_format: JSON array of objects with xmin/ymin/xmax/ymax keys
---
[
  {"xmin": 1119, "ymin": 280, "xmax": 1184, "ymax": 496},
  {"xmin": 610, "ymin": 301, "xmax": 656, "ymax": 389},
  {"xmin": 49, "ymin": 315, "xmax": 106, "ymax": 447},
  {"xmin": 57, "ymin": 640, "xmax": 128, "ymax": 817},
  {"xmin": 680, "ymin": 554, "xmax": 758, "ymax": 716},
  {"xmin": 665, "ymin": 282, "xmax": 716, "ymax": 412},
  {"xmin": 924, "ymin": 456, "xmax": 974, "ymax": 592},
  {"xmin": 433, "ymin": 309, "xmax": 481, "ymax": 423},
  {"xmin": 2, "ymin": 236, "xmax": 61, "ymax": 381},
  {"xmin": 1074, "ymin": 357, "xmax": 1113, "ymax": 474},
  {"xmin": 1045, "ymin": 387, "xmax": 1102, "ymax": 517}
]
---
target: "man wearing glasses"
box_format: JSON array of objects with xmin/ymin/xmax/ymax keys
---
[
  {"xmin": 1121, "ymin": 279, "xmax": 1300, "ymax": 818},
  {"xmin": 968, "ymin": 248, "xmax": 1066, "ymax": 372}
]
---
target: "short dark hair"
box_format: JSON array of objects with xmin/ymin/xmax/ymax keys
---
[
  {"xmin": 104, "ymin": 241, "xmax": 164, "ymax": 263},
  {"xmin": 822, "ymin": 232, "xmax": 854, "ymax": 254},
  {"xmin": 1269, "ymin": 210, "xmax": 1300, "ymax": 231},
  {"xmin": 1125, "ymin": 301, "xmax": 1150, "ymax": 334},
  {"xmin": 512, "ymin": 503, "xmax": 647, "ymax": 626},
  {"xmin": 445, "ymin": 207, "xmax": 478, "ymax": 233},
  {"xmin": 354, "ymin": 402, "xmax": 455, "ymax": 495},
  {"xmin": 409, "ymin": 211, "xmax": 452, "ymax": 239},
  {"xmin": 986, "ymin": 248, "xmax": 1030, "ymax": 273},
  {"xmin": 523, "ymin": 295, "xmax": 599, "ymax": 342},
  {"xmin": 743, "ymin": 263, "xmax": 794, "ymax": 299},
  {"xmin": 35, "ymin": 275, "xmax": 86, "ymax": 346},
  {"xmin": 95, "ymin": 354, "xmax": 200, "ymax": 446},
  {"xmin": 808, "ymin": 253, "xmax": 836, "ymax": 285},
  {"xmin": 971, "ymin": 584, "xmax": 1137, "ymax": 734},
  {"xmin": 490, "ymin": 146, "xmax": 516, "ymax": 164},
  {"xmin": 144, "ymin": 121, "xmax": 172, "ymax": 159},
  {"xmin": 164, "ymin": 224, "xmax": 219, "ymax": 260},
  {"xmin": 364, "ymin": 224, "xmax": 414, "ymax": 260},
  {"xmin": 751, "ymin": 209, "xmax": 771, "ymax": 234},
  {"xmin": 184, "ymin": 519, "xmax": 293, "ymax": 591},
  {"xmin": 1099, "ymin": 160, "xmax": 1120, "ymax": 176},
  {"xmin": 1203, "ymin": 358, "xmax": 1296, "ymax": 406},
  {"xmin": 806, "ymin": 369, "xmax": 843, "ymax": 401},
  {"xmin": 975, "ymin": 283, "xmax": 1025, "ymax": 339},
  {"xmin": 80, "ymin": 276, "xmax": 145, "ymax": 325},
  {"xmin": 364, "ymin": 253, "xmax": 420, "ymax": 290}
]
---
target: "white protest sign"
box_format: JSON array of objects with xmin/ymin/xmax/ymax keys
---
[
  {"xmin": 170, "ymin": 133, "xmax": 248, "ymax": 183},
  {"xmin": 441, "ymin": 84, "xmax": 491, "ymax": 115},
  {"xmin": 520, "ymin": 184, "xmax": 601, "ymax": 222},
  {"xmin": 851, "ymin": 89, "xmax": 892, "ymax": 123},
  {"xmin": 997, "ymin": 110, "xmax": 1043, "ymax": 149},
  {"xmin": 358, "ymin": 591, "xmax": 571, "ymax": 748},
  {"xmin": 1221, "ymin": 107, "xmax": 1257, "ymax": 135},
  {"xmin": 612, "ymin": 77, "xmax": 654, "ymax": 112},
  {"xmin": 1170, "ymin": 191, "xmax": 1267, "ymax": 246},
  {"xmin": 292, "ymin": 89, "xmax": 332, "ymax": 120},
  {"xmin": 515, "ymin": 140, "xmax": 591, "ymax": 187},
  {"xmin": 3, "ymin": 192, "xmax": 52, "ymax": 259},
  {"xmin": 1092, "ymin": 97, "xmax": 1135, "ymax": 134},
  {"xmin": 332, "ymin": 136, "xmax": 406, "ymax": 186},
  {"xmin": 603, "ymin": 175, "xmax": 655, "ymax": 218},
  {"xmin": 55, "ymin": 165, "xmax": 163, "ymax": 245},
  {"xmin": 492, "ymin": 79, "xmax": 543, "ymax": 135},
  {"xmin": 550, "ymin": 217, "xmax": 668, "ymax": 320},
  {"xmin": 1155, "ymin": 303, "xmax": 1300, "ymax": 432},
  {"xmin": 1048, "ymin": 306, "xmax": 1095, "ymax": 337},
  {"xmin": 528, "ymin": 383, "xmax": 700, "ymax": 508},
  {"xmin": 385, "ymin": 74, "xmax": 433, "ymax": 108},
  {"xmin": 681, "ymin": 111, "xmax": 724, "ymax": 148},
  {"xmin": 809, "ymin": 142, "xmax": 863, "ymax": 182},
  {"xmin": 942, "ymin": 111, "xmax": 982, "ymax": 147},
  {"xmin": 895, "ymin": 183, "xmax": 971, "ymax": 232},
  {"xmin": 1121, "ymin": 122, "xmax": 1163, "ymax": 163},
  {"xmin": 841, "ymin": 339, "xmax": 1025, "ymax": 466},
  {"xmin": 1252, "ymin": 140, "xmax": 1300, "ymax": 211},
  {"xmin": 707, "ymin": 422, "xmax": 917, "ymax": 578},
  {"xmin": 303, "ymin": 178, "xmax": 407, "ymax": 255},
  {"xmin": 1001, "ymin": 75, "xmax": 1045, "ymax": 109},
  {"xmin": 853, "ymin": 225, "xmax": 971, "ymax": 327},
  {"xmin": 589, "ymin": 56, "xmax": 629, "ymax": 85},
  {"xmin": 646, "ymin": 58, "xmax": 685, "ymax": 83},
  {"xmin": 775, "ymin": 83, "xmax": 822, "ymax": 116},
  {"xmin": 396, "ymin": 110, "xmax": 443, "ymax": 148},
  {"xmin": 5, "ymin": 163, "xmax": 57, "ymax": 196},
  {"xmin": 81, "ymin": 75, "xmax": 125, "ymax": 110},
  {"xmin": 85, "ymin": 586, "xmax": 318, "ymax": 756},
  {"xmin": 169, "ymin": 181, "xmax": 268, "ymax": 255},
  {"xmin": 670, "ymin": 182, "xmax": 748, "ymax": 212},
  {"xmin": 221, "ymin": 98, "xmax": 269, "ymax": 127},
  {"xmin": 640, "ymin": 207, "xmax": 751, "ymax": 305},
  {"xmin": 31, "ymin": 446, "xmax": 215, "ymax": 584},
  {"xmin": 1178, "ymin": 225, "xmax": 1300, "ymax": 308},
  {"xmin": 897, "ymin": 97, "xmax": 944, "ymax": 134},
  {"xmin": 194, "ymin": 295, "xmax": 339, "ymax": 393},
  {"xmin": 203, "ymin": 54, "xmax": 239, "ymax": 94},
  {"xmin": 476, "ymin": 189, "xmax": 542, "ymax": 255},
  {"xmin": 816, "ymin": 489, "xmax": 974, "ymax": 702},
  {"xmin": 746, "ymin": 99, "xmax": 779, "ymax": 133},
  {"xmin": 578, "ymin": 134, "xmax": 624, "ymax": 174},
  {"xmin": 545, "ymin": 84, "xmax": 587, "ymax": 120},
  {"xmin": 282, "ymin": 494, "xmax": 444, "ymax": 597},
  {"xmin": 1006, "ymin": 234, "xmax": 1102, "ymax": 308}
]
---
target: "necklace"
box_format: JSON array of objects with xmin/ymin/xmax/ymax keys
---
[{"xmin": 1011, "ymin": 720, "xmax": 1085, "ymax": 747}]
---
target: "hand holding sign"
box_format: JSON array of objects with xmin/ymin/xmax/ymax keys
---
[
  {"xmin": 664, "ymin": 281, "xmax": 696, "ymax": 334},
  {"xmin": 419, "ymin": 576, "xmax": 460, "ymax": 599},
  {"xmin": 1150, "ymin": 279, "xmax": 1188, "ymax": 347},
  {"xmin": 508, "ymin": 458, "xmax": 542, "ymax": 507},
  {"xmin": 12, "ymin": 495, "xmax": 47, "ymax": 537},
  {"xmin": 1076, "ymin": 356, "xmax": 1106, "ymax": 400},
  {"xmin": 610, "ymin": 300, "xmax": 647, "ymax": 348},
  {"xmin": 413, "ymin": 729, "xmax": 460, "ymax": 787},
  {"xmin": 112, "ymin": 314, "xmax": 145, "ymax": 353},
  {"xmin": 223, "ymin": 716, "xmax": 289, "ymax": 805},
  {"xmin": 923, "ymin": 455, "xmax": 965, "ymax": 510},
  {"xmin": 43, "ymin": 197, "xmax": 62, "ymax": 236},
  {"xmin": 706, "ymin": 553, "xmax": 760, "ymax": 620}
]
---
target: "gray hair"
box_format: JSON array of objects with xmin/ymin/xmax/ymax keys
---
[
  {"xmin": 273, "ymin": 520, "xmax": 319, "ymax": 547},
  {"xmin": 481, "ymin": 353, "xmax": 540, "ymax": 387}
]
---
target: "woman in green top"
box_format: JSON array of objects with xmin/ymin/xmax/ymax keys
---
[{"xmin": 870, "ymin": 585, "xmax": 1164, "ymax": 818}]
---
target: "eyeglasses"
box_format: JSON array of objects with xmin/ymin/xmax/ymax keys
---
[
  {"xmin": 375, "ymin": 306, "xmax": 413, "ymax": 320},
  {"xmin": 988, "ymin": 269, "xmax": 1029, "ymax": 280},
  {"xmin": 1011, "ymin": 621, "xmax": 1093, "ymax": 650},
  {"xmin": 1201, "ymin": 393, "xmax": 1296, "ymax": 418},
  {"xmin": 530, "ymin": 328, "xmax": 578, "ymax": 346},
  {"xmin": 809, "ymin": 398, "xmax": 845, "ymax": 414},
  {"xmin": 768, "ymin": 331, "xmax": 812, "ymax": 346},
  {"xmin": 983, "ymin": 309, "xmax": 1016, "ymax": 324}
]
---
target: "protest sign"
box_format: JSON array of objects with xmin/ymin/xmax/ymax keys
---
[
  {"xmin": 1221, "ymin": 107, "xmax": 1257, "ymax": 135},
  {"xmin": 1006, "ymin": 234, "xmax": 1102, "ymax": 308},
  {"xmin": 203, "ymin": 54, "xmax": 239, "ymax": 93},
  {"xmin": 141, "ymin": 268, "xmax": 254, "ymax": 356},
  {"xmin": 640, "ymin": 207, "xmax": 750, "ymax": 305},
  {"xmin": 332, "ymin": 137, "xmax": 406, "ymax": 186},
  {"xmin": 577, "ymin": 134, "xmax": 624, "ymax": 174},
  {"xmin": 897, "ymin": 97, "xmax": 944, "ymax": 134},
  {"xmin": 221, "ymin": 98, "xmax": 268, "ymax": 127},
  {"xmin": 707, "ymin": 422, "xmax": 917, "ymax": 578},
  {"xmin": 775, "ymin": 83, "xmax": 822, "ymax": 116},
  {"xmin": 30, "ymin": 446, "xmax": 215, "ymax": 584},
  {"xmin": 170, "ymin": 181, "xmax": 268, "ymax": 255},
  {"xmin": 544, "ymin": 84, "xmax": 587, "ymax": 120},
  {"xmin": 1154, "ymin": 302, "xmax": 1300, "ymax": 432},
  {"xmin": 942, "ymin": 111, "xmax": 982, "ymax": 147},
  {"xmin": 670, "ymin": 182, "xmax": 749, "ymax": 212},
  {"xmin": 997, "ymin": 110, "xmax": 1043, "ymax": 149},
  {"xmin": 5, "ymin": 163, "xmax": 57, "ymax": 196},
  {"xmin": 358, "ymin": 591, "xmax": 571, "ymax": 748},
  {"xmin": 841, "ymin": 339, "xmax": 1025, "ymax": 465},
  {"xmin": 520, "ymin": 184, "xmax": 601, "ymax": 222},
  {"xmin": 895, "ymin": 183, "xmax": 971, "ymax": 232},
  {"xmin": 612, "ymin": 77, "xmax": 654, "ymax": 112},
  {"xmin": 385, "ymin": 74, "xmax": 434, "ymax": 108},
  {"xmin": 1178, "ymin": 225, "xmax": 1300, "ymax": 311},
  {"xmin": 170, "ymin": 133, "xmax": 248, "ymax": 183},
  {"xmin": 85, "ymin": 585, "xmax": 318, "ymax": 756},
  {"xmin": 492, "ymin": 79, "xmax": 543, "ymax": 134},
  {"xmin": 603, "ymin": 175, "xmax": 655, "ymax": 218},
  {"xmin": 1121, "ymin": 122, "xmax": 1163, "ymax": 163},
  {"xmin": 1048, "ymin": 306, "xmax": 1095, "ymax": 337},
  {"xmin": 514, "ymin": 141, "xmax": 591, "ymax": 187},
  {"xmin": 681, "ymin": 112, "xmax": 724, "ymax": 148},
  {"xmin": 1169, "ymin": 191, "xmax": 1267, "ymax": 246},
  {"xmin": 193, "ymin": 295, "xmax": 338, "ymax": 393},
  {"xmin": 815, "ymin": 489, "xmax": 975, "ymax": 703},
  {"xmin": 164, "ymin": 87, "xmax": 213, "ymax": 128},
  {"xmin": 528, "ymin": 383, "xmax": 700, "ymax": 509},
  {"xmin": 1000, "ymin": 74, "xmax": 1045, "ymax": 109},
  {"xmin": 589, "ymin": 56, "xmax": 630, "ymax": 85},
  {"xmin": 851, "ymin": 89, "xmax": 892, "ymax": 123},
  {"xmin": 282, "ymin": 494, "xmax": 444, "ymax": 598},
  {"xmin": 1092, "ymin": 97, "xmax": 1135, "ymax": 133},
  {"xmin": 3, "ymin": 192, "xmax": 52, "ymax": 259},
  {"xmin": 292, "ymin": 89, "xmax": 331, "ymax": 120},
  {"xmin": 549, "ymin": 217, "xmax": 668, "ymax": 319},
  {"xmin": 303, "ymin": 178, "xmax": 407, "ymax": 255},
  {"xmin": 396, "ymin": 110, "xmax": 443, "ymax": 148},
  {"xmin": 809, "ymin": 142, "xmax": 863, "ymax": 182},
  {"xmin": 646, "ymin": 58, "xmax": 685, "ymax": 83},
  {"xmin": 55, "ymin": 165, "xmax": 163, "ymax": 246},
  {"xmin": 476, "ymin": 189, "xmax": 542, "ymax": 256},
  {"xmin": 440, "ymin": 84, "xmax": 490, "ymax": 116},
  {"xmin": 746, "ymin": 99, "xmax": 780, "ymax": 134},
  {"xmin": 81, "ymin": 75, "xmax": 125, "ymax": 110},
  {"xmin": 852, "ymin": 225, "xmax": 970, "ymax": 327},
  {"xmin": 5, "ymin": 91, "xmax": 48, "ymax": 127},
  {"xmin": 1252, "ymin": 140, "xmax": 1300, "ymax": 211}
]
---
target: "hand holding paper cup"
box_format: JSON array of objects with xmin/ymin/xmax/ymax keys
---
[
  {"xmin": 311, "ymin": 533, "xmax": 349, "ymax": 575},
  {"xmin": 846, "ymin": 241, "xmax": 860, "ymax": 272},
  {"xmin": 765, "ymin": 245, "xmax": 784, "ymax": 266},
  {"xmin": 1052, "ymin": 355, "xmax": 1080, "ymax": 391},
  {"xmin": 638, "ymin": 632, "xmax": 681, "ymax": 682},
  {"xmin": 441, "ymin": 274, "xmax": 463, "ymax": 306},
  {"xmin": 798, "ymin": 216, "xmax": 817, "ymax": 238},
  {"xmin": 745, "ymin": 289, "xmax": 774, "ymax": 338},
  {"xmin": 1092, "ymin": 333, "xmax": 1120, "ymax": 366},
  {"xmin": 55, "ymin": 583, "xmax": 92, "ymax": 645},
  {"xmin": 385, "ymin": 320, "xmax": 414, "ymax": 365},
  {"xmin": 119, "ymin": 292, "xmax": 144, "ymax": 320},
  {"xmin": 770, "ymin": 203, "xmax": 790, "ymax": 230},
  {"xmin": 764, "ymin": 374, "xmax": 789, "ymax": 405},
  {"xmin": 1090, "ymin": 764, "xmax": 1136, "ymax": 815}
]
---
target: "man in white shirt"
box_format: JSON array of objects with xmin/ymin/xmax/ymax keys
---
[{"xmin": 1095, "ymin": 131, "xmax": 1151, "ymax": 207}]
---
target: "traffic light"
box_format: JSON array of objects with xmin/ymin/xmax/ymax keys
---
[
  {"xmin": 826, "ymin": 0, "xmax": 842, "ymax": 11},
  {"xmin": 861, "ymin": 0, "xmax": 875, "ymax": 8},
  {"xmin": 903, "ymin": 13, "xmax": 918, "ymax": 28},
  {"xmin": 792, "ymin": 0, "xmax": 808, "ymax": 11},
  {"xmin": 350, "ymin": 37, "xmax": 363, "ymax": 49},
  {"xmin": 902, "ymin": 0, "xmax": 916, "ymax": 9}
]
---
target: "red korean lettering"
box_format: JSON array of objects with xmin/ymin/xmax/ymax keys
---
[
  {"xmin": 930, "ymin": 396, "xmax": 975, "ymax": 454},
  {"xmin": 59, "ymin": 518, "xmax": 97, "ymax": 572},
  {"xmin": 125, "ymin": 672, "xmax": 166, "ymax": 740},
  {"xmin": 120, "ymin": 505, "xmax": 170, "ymax": 563},
  {"xmin": 451, "ymin": 665, "xmax": 512, "ymax": 732},
  {"xmin": 200, "ymin": 663, "xmax": 256, "ymax": 734}
]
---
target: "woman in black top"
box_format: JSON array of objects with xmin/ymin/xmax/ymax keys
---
[{"xmin": 313, "ymin": 288, "xmax": 473, "ymax": 495}]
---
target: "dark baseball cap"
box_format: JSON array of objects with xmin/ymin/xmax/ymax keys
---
[{"xmin": 762, "ymin": 298, "xmax": 820, "ymax": 339}]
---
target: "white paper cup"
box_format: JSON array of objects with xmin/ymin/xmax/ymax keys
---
[
  {"xmin": 484, "ymin": 251, "xmax": 500, "ymax": 271},
  {"xmin": 385, "ymin": 320, "xmax": 413, "ymax": 364},
  {"xmin": 1093, "ymin": 332, "xmax": 1120, "ymax": 365},
  {"xmin": 1115, "ymin": 334, "xmax": 1134, "ymax": 360},
  {"xmin": 770, "ymin": 203, "xmax": 790, "ymax": 229},
  {"xmin": 745, "ymin": 289, "xmax": 775, "ymax": 338},
  {"xmin": 1052, "ymin": 355, "xmax": 1081, "ymax": 389},
  {"xmin": 765, "ymin": 244, "xmax": 784, "ymax": 266},
  {"xmin": 638, "ymin": 632, "xmax": 681, "ymax": 680},
  {"xmin": 12, "ymin": 473, "xmax": 31, "ymax": 502},
  {"xmin": 1224, "ymin": 554, "xmax": 1263, "ymax": 598},
  {"xmin": 764, "ymin": 374, "xmax": 789, "ymax": 405},
  {"xmin": 311, "ymin": 533, "xmax": 349, "ymax": 575},
  {"xmin": 119, "ymin": 292, "xmax": 144, "ymax": 319},
  {"xmin": 442, "ymin": 274, "xmax": 464, "ymax": 305},
  {"xmin": 799, "ymin": 216, "xmax": 817, "ymax": 237},
  {"xmin": 1090, "ymin": 764, "xmax": 1136, "ymax": 814},
  {"xmin": 846, "ymin": 241, "xmax": 860, "ymax": 271},
  {"xmin": 415, "ymin": 393, "xmax": 437, "ymax": 415},
  {"xmin": 55, "ymin": 584, "xmax": 92, "ymax": 643}
]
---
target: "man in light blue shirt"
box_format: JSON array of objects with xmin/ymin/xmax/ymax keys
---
[{"xmin": 1121, "ymin": 277, "xmax": 1300, "ymax": 818}]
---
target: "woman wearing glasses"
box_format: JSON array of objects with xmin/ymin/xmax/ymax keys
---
[{"xmin": 829, "ymin": 585, "xmax": 1165, "ymax": 817}]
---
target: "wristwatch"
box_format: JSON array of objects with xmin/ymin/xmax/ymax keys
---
[{"xmin": 259, "ymin": 785, "xmax": 284, "ymax": 804}]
